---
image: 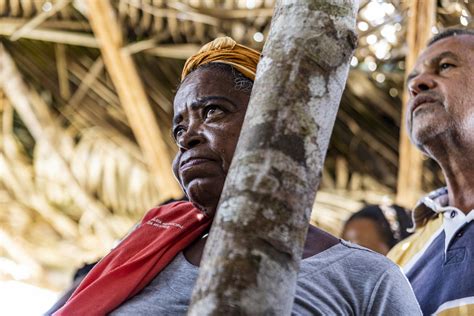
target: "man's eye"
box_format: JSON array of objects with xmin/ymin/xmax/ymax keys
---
[{"xmin": 204, "ymin": 105, "xmax": 224, "ymax": 119}]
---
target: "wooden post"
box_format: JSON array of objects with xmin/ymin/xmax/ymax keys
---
[
  {"xmin": 188, "ymin": 1, "xmax": 358, "ymax": 314},
  {"xmin": 396, "ymin": 0, "xmax": 436, "ymax": 207},
  {"xmin": 85, "ymin": 0, "xmax": 181, "ymax": 198},
  {"xmin": 55, "ymin": 43, "xmax": 71, "ymax": 100}
]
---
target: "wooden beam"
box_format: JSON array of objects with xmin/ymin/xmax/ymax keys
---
[
  {"xmin": 0, "ymin": 22, "xmax": 99, "ymax": 47},
  {"xmin": 125, "ymin": 0, "xmax": 220, "ymax": 26},
  {"xmin": 167, "ymin": 1, "xmax": 274, "ymax": 19},
  {"xmin": 396, "ymin": 0, "xmax": 436, "ymax": 207},
  {"xmin": 55, "ymin": 44, "xmax": 71, "ymax": 100},
  {"xmin": 123, "ymin": 39, "xmax": 200, "ymax": 59},
  {"xmin": 10, "ymin": 0, "xmax": 71, "ymax": 41},
  {"xmin": 85, "ymin": 0, "xmax": 181, "ymax": 198},
  {"xmin": 141, "ymin": 44, "xmax": 201, "ymax": 59},
  {"xmin": 1, "ymin": 21, "xmax": 193, "ymax": 59},
  {"xmin": 0, "ymin": 18, "xmax": 91, "ymax": 31},
  {"xmin": 336, "ymin": 156, "xmax": 349, "ymax": 190},
  {"xmin": 67, "ymin": 57, "xmax": 104, "ymax": 109}
]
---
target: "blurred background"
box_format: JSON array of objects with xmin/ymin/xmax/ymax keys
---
[{"xmin": 0, "ymin": 0, "xmax": 472, "ymax": 314}]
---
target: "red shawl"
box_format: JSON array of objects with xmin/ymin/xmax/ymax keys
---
[{"xmin": 54, "ymin": 201, "xmax": 211, "ymax": 316}]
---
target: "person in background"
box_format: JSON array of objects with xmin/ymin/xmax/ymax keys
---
[
  {"xmin": 388, "ymin": 28, "xmax": 474, "ymax": 315},
  {"xmin": 342, "ymin": 204, "xmax": 413, "ymax": 255}
]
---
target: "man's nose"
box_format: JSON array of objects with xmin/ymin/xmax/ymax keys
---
[
  {"xmin": 408, "ymin": 73, "xmax": 437, "ymax": 97},
  {"xmin": 178, "ymin": 129, "xmax": 205, "ymax": 150}
]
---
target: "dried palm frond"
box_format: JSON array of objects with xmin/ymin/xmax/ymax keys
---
[{"xmin": 36, "ymin": 127, "xmax": 162, "ymax": 217}]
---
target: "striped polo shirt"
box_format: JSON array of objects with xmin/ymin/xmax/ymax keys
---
[{"xmin": 388, "ymin": 187, "xmax": 474, "ymax": 315}]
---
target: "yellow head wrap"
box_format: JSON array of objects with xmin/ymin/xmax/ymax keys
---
[{"xmin": 181, "ymin": 37, "xmax": 261, "ymax": 82}]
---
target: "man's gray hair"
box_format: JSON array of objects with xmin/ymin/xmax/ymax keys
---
[{"xmin": 428, "ymin": 27, "xmax": 474, "ymax": 46}]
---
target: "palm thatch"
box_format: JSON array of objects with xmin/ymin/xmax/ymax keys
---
[{"xmin": 0, "ymin": 0, "xmax": 472, "ymax": 290}]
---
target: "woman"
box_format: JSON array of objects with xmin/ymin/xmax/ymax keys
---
[
  {"xmin": 342, "ymin": 204, "xmax": 413, "ymax": 255},
  {"xmin": 55, "ymin": 37, "xmax": 420, "ymax": 315}
]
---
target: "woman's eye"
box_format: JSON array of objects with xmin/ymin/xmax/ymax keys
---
[
  {"xmin": 174, "ymin": 127, "xmax": 185, "ymax": 139},
  {"xmin": 440, "ymin": 63, "xmax": 454, "ymax": 71},
  {"xmin": 204, "ymin": 105, "xmax": 224, "ymax": 119}
]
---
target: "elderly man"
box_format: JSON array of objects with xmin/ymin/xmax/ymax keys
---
[{"xmin": 388, "ymin": 28, "xmax": 474, "ymax": 315}]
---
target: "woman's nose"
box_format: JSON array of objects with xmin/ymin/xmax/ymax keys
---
[
  {"xmin": 178, "ymin": 128, "xmax": 205, "ymax": 150},
  {"xmin": 408, "ymin": 73, "xmax": 437, "ymax": 97}
]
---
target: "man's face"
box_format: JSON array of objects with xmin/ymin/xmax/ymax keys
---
[
  {"xmin": 172, "ymin": 68, "xmax": 250, "ymax": 214},
  {"xmin": 406, "ymin": 35, "xmax": 474, "ymax": 153}
]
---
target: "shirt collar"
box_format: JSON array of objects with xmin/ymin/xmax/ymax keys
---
[{"xmin": 415, "ymin": 187, "xmax": 474, "ymax": 253}]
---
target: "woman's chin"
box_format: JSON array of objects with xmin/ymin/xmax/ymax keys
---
[
  {"xmin": 185, "ymin": 178, "xmax": 223, "ymax": 216},
  {"xmin": 191, "ymin": 202, "xmax": 217, "ymax": 217}
]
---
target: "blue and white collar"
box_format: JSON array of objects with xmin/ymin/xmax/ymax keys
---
[{"xmin": 416, "ymin": 187, "xmax": 474, "ymax": 253}]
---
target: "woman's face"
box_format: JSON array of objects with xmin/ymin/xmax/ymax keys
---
[
  {"xmin": 341, "ymin": 218, "xmax": 391, "ymax": 255},
  {"xmin": 172, "ymin": 67, "xmax": 251, "ymax": 215}
]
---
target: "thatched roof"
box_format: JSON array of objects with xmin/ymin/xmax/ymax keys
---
[{"xmin": 0, "ymin": 0, "xmax": 472, "ymax": 290}]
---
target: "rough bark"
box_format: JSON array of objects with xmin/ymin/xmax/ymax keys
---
[{"xmin": 188, "ymin": 1, "xmax": 358, "ymax": 315}]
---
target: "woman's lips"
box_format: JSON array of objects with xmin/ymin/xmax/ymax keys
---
[{"xmin": 180, "ymin": 157, "xmax": 214, "ymax": 171}]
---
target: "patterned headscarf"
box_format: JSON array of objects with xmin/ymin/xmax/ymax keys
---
[{"xmin": 181, "ymin": 36, "xmax": 261, "ymax": 81}]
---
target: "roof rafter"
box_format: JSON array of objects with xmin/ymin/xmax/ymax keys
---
[
  {"xmin": 9, "ymin": 0, "xmax": 71, "ymax": 41},
  {"xmin": 85, "ymin": 0, "xmax": 182, "ymax": 198},
  {"xmin": 0, "ymin": 21, "xmax": 98, "ymax": 47}
]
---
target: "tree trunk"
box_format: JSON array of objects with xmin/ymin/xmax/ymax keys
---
[{"xmin": 188, "ymin": 1, "xmax": 358, "ymax": 315}]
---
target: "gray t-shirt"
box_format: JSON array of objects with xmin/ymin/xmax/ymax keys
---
[{"xmin": 111, "ymin": 240, "xmax": 421, "ymax": 315}]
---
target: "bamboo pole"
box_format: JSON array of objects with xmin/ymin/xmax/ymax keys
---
[
  {"xmin": 55, "ymin": 43, "xmax": 71, "ymax": 100},
  {"xmin": 166, "ymin": 1, "xmax": 274, "ymax": 19},
  {"xmin": 9, "ymin": 0, "xmax": 71, "ymax": 41},
  {"xmin": 1, "ymin": 20, "xmax": 196, "ymax": 60},
  {"xmin": 85, "ymin": 0, "xmax": 181, "ymax": 199},
  {"xmin": 188, "ymin": 1, "xmax": 358, "ymax": 314},
  {"xmin": 124, "ymin": 41, "xmax": 200, "ymax": 59},
  {"xmin": 124, "ymin": 0, "xmax": 220, "ymax": 26},
  {"xmin": 396, "ymin": 0, "xmax": 436, "ymax": 207},
  {"xmin": 66, "ymin": 57, "xmax": 104, "ymax": 110},
  {"xmin": 0, "ymin": 22, "xmax": 99, "ymax": 47},
  {"xmin": 0, "ymin": 18, "xmax": 91, "ymax": 31}
]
